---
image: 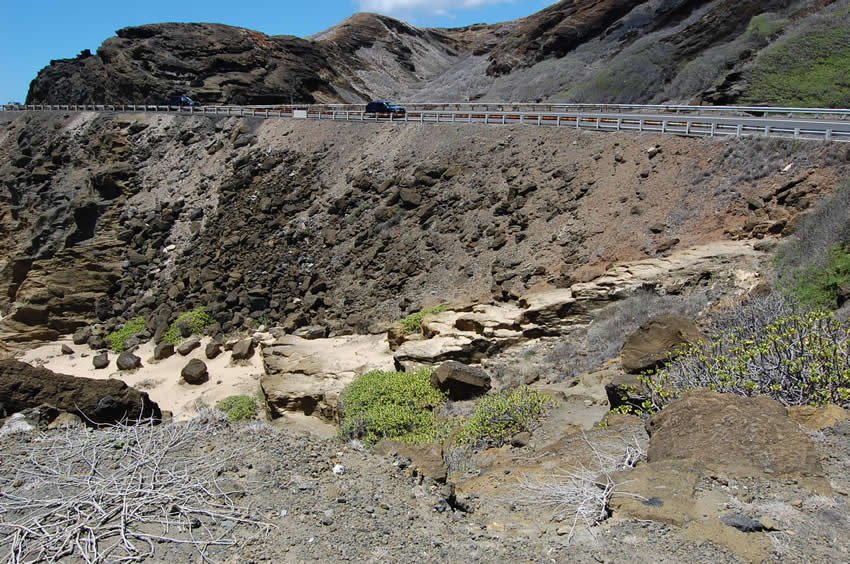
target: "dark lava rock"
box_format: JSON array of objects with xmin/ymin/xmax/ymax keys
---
[
  {"xmin": 61, "ymin": 344, "xmax": 74, "ymax": 355},
  {"xmin": 72, "ymin": 326, "xmax": 92, "ymax": 345},
  {"xmin": 430, "ymin": 361, "xmax": 491, "ymax": 400},
  {"xmin": 0, "ymin": 360, "xmax": 160, "ymax": 424},
  {"xmin": 231, "ymin": 338, "xmax": 255, "ymax": 360},
  {"xmin": 92, "ymin": 352, "xmax": 110, "ymax": 369},
  {"xmin": 719, "ymin": 513, "xmax": 772, "ymax": 533},
  {"xmin": 176, "ymin": 337, "xmax": 201, "ymax": 356},
  {"xmin": 181, "ymin": 359, "xmax": 209, "ymax": 385},
  {"xmin": 205, "ymin": 342, "xmax": 223, "ymax": 360},
  {"xmin": 116, "ymin": 351, "xmax": 142, "ymax": 371},
  {"xmin": 154, "ymin": 342, "xmax": 175, "ymax": 360}
]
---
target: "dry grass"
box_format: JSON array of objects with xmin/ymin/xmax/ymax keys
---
[
  {"xmin": 516, "ymin": 434, "xmax": 645, "ymax": 542},
  {"xmin": 0, "ymin": 411, "xmax": 273, "ymax": 562}
]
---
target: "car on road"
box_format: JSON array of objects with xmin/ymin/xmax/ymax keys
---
[
  {"xmin": 165, "ymin": 95, "xmax": 201, "ymax": 107},
  {"xmin": 365, "ymin": 100, "xmax": 406, "ymax": 115}
]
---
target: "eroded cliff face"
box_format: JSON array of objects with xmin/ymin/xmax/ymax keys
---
[
  {"xmin": 1, "ymin": 110, "xmax": 847, "ymax": 350},
  {"xmin": 26, "ymin": 1, "xmax": 843, "ymax": 106}
]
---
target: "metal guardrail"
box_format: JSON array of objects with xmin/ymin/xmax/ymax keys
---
[
  {"xmin": 2, "ymin": 104, "xmax": 849, "ymax": 142},
  {"xmin": 244, "ymin": 102, "xmax": 850, "ymax": 119}
]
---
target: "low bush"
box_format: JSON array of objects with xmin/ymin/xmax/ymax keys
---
[
  {"xmin": 455, "ymin": 386, "xmax": 552, "ymax": 448},
  {"xmin": 339, "ymin": 369, "xmax": 447, "ymax": 445},
  {"xmin": 400, "ymin": 305, "xmax": 448, "ymax": 335},
  {"xmin": 107, "ymin": 316, "xmax": 146, "ymax": 352},
  {"xmin": 787, "ymin": 246, "xmax": 850, "ymax": 309},
  {"xmin": 215, "ymin": 395, "xmax": 258, "ymax": 421},
  {"xmin": 640, "ymin": 309, "xmax": 850, "ymax": 411},
  {"xmin": 163, "ymin": 307, "xmax": 214, "ymax": 344},
  {"xmin": 776, "ymin": 181, "xmax": 850, "ymax": 309}
]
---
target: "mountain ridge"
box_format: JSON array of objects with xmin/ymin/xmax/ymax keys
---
[{"xmin": 25, "ymin": 0, "xmax": 850, "ymax": 107}]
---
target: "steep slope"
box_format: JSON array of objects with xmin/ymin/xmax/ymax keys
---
[
  {"xmin": 26, "ymin": 1, "xmax": 849, "ymax": 107},
  {"xmin": 1, "ymin": 111, "xmax": 847, "ymax": 348}
]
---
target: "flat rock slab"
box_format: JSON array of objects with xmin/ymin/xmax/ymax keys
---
[
  {"xmin": 262, "ymin": 333, "xmax": 395, "ymax": 421},
  {"xmin": 647, "ymin": 390, "xmax": 828, "ymax": 485}
]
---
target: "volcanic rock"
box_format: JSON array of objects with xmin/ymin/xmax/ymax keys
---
[
  {"xmin": 0, "ymin": 360, "xmax": 161, "ymax": 424},
  {"xmin": 620, "ymin": 316, "xmax": 703, "ymax": 373},
  {"xmin": 646, "ymin": 390, "xmax": 826, "ymax": 481},
  {"xmin": 231, "ymin": 338, "xmax": 255, "ymax": 360},
  {"xmin": 176, "ymin": 337, "xmax": 201, "ymax": 356},
  {"xmin": 93, "ymin": 352, "xmax": 110, "ymax": 369},
  {"xmin": 154, "ymin": 342, "xmax": 175, "ymax": 360},
  {"xmin": 181, "ymin": 359, "xmax": 209, "ymax": 385},
  {"xmin": 116, "ymin": 351, "xmax": 142, "ymax": 371}
]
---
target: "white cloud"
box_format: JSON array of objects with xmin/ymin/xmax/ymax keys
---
[{"xmin": 359, "ymin": 0, "xmax": 512, "ymax": 18}]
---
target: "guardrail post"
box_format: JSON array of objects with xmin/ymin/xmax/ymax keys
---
[
  {"xmin": 596, "ymin": 118, "xmax": 600, "ymax": 130},
  {"xmin": 826, "ymin": 129, "xmax": 833, "ymax": 141},
  {"xmin": 661, "ymin": 120, "xmax": 667, "ymax": 133},
  {"xmin": 616, "ymin": 118, "xmax": 621, "ymax": 131},
  {"xmin": 736, "ymin": 124, "xmax": 742, "ymax": 136},
  {"xmin": 794, "ymin": 127, "xmax": 800, "ymax": 139},
  {"xmin": 710, "ymin": 122, "xmax": 716, "ymax": 137}
]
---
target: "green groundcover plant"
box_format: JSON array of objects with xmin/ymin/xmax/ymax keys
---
[
  {"xmin": 339, "ymin": 369, "xmax": 447, "ymax": 445},
  {"xmin": 163, "ymin": 307, "xmax": 214, "ymax": 344},
  {"xmin": 455, "ymin": 386, "xmax": 552, "ymax": 448},
  {"xmin": 400, "ymin": 305, "xmax": 448, "ymax": 335},
  {"xmin": 215, "ymin": 395, "xmax": 258, "ymax": 421},
  {"xmin": 107, "ymin": 316, "xmax": 146, "ymax": 352}
]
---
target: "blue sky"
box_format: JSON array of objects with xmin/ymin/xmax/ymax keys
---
[{"xmin": 0, "ymin": 0, "xmax": 551, "ymax": 103}]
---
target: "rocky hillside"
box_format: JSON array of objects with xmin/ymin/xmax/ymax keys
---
[
  {"xmin": 26, "ymin": 0, "xmax": 850, "ymax": 106},
  {"xmin": 1, "ymin": 110, "xmax": 848, "ymax": 351}
]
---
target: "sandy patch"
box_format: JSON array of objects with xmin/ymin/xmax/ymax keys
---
[{"xmin": 18, "ymin": 337, "xmax": 264, "ymax": 421}]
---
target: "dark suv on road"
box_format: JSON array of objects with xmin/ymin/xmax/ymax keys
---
[
  {"xmin": 165, "ymin": 95, "xmax": 201, "ymax": 107},
  {"xmin": 365, "ymin": 100, "xmax": 405, "ymax": 114}
]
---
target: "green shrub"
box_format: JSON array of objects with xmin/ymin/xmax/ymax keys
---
[
  {"xmin": 400, "ymin": 305, "xmax": 448, "ymax": 335},
  {"xmin": 107, "ymin": 316, "xmax": 146, "ymax": 352},
  {"xmin": 215, "ymin": 395, "xmax": 258, "ymax": 421},
  {"xmin": 641, "ymin": 310, "xmax": 850, "ymax": 411},
  {"xmin": 747, "ymin": 13, "xmax": 787, "ymax": 42},
  {"xmin": 786, "ymin": 246, "xmax": 850, "ymax": 310},
  {"xmin": 455, "ymin": 386, "xmax": 552, "ymax": 448},
  {"xmin": 163, "ymin": 307, "xmax": 214, "ymax": 344},
  {"xmin": 339, "ymin": 369, "xmax": 447, "ymax": 445}
]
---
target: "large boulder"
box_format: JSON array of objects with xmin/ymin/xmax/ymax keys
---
[
  {"xmin": 181, "ymin": 359, "xmax": 209, "ymax": 385},
  {"xmin": 430, "ymin": 361, "xmax": 491, "ymax": 400},
  {"xmin": 154, "ymin": 342, "xmax": 175, "ymax": 360},
  {"xmin": 620, "ymin": 315, "xmax": 703, "ymax": 373},
  {"xmin": 92, "ymin": 352, "xmax": 109, "ymax": 369},
  {"xmin": 646, "ymin": 390, "xmax": 826, "ymax": 481},
  {"xmin": 116, "ymin": 351, "xmax": 142, "ymax": 371},
  {"xmin": 0, "ymin": 360, "xmax": 161, "ymax": 424},
  {"xmin": 176, "ymin": 337, "xmax": 201, "ymax": 356},
  {"xmin": 231, "ymin": 338, "xmax": 255, "ymax": 360}
]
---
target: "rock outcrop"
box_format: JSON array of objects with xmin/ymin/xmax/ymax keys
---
[
  {"xmin": 646, "ymin": 390, "xmax": 827, "ymax": 482},
  {"xmin": 430, "ymin": 361, "xmax": 491, "ymax": 400},
  {"xmin": 0, "ymin": 360, "xmax": 161, "ymax": 424},
  {"xmin": 620, "ymin": 315, "xmax": 703, "ymax": 373}
]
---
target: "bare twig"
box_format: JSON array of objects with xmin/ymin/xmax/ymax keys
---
[{"xmin": 0, "ymin": 412, "xmax": 273, "ymax": 563}]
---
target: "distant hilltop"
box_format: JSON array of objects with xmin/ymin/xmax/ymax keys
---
[{"xmin": 26, "ymin": 1, "xmax": 850, "ymax": 107}]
